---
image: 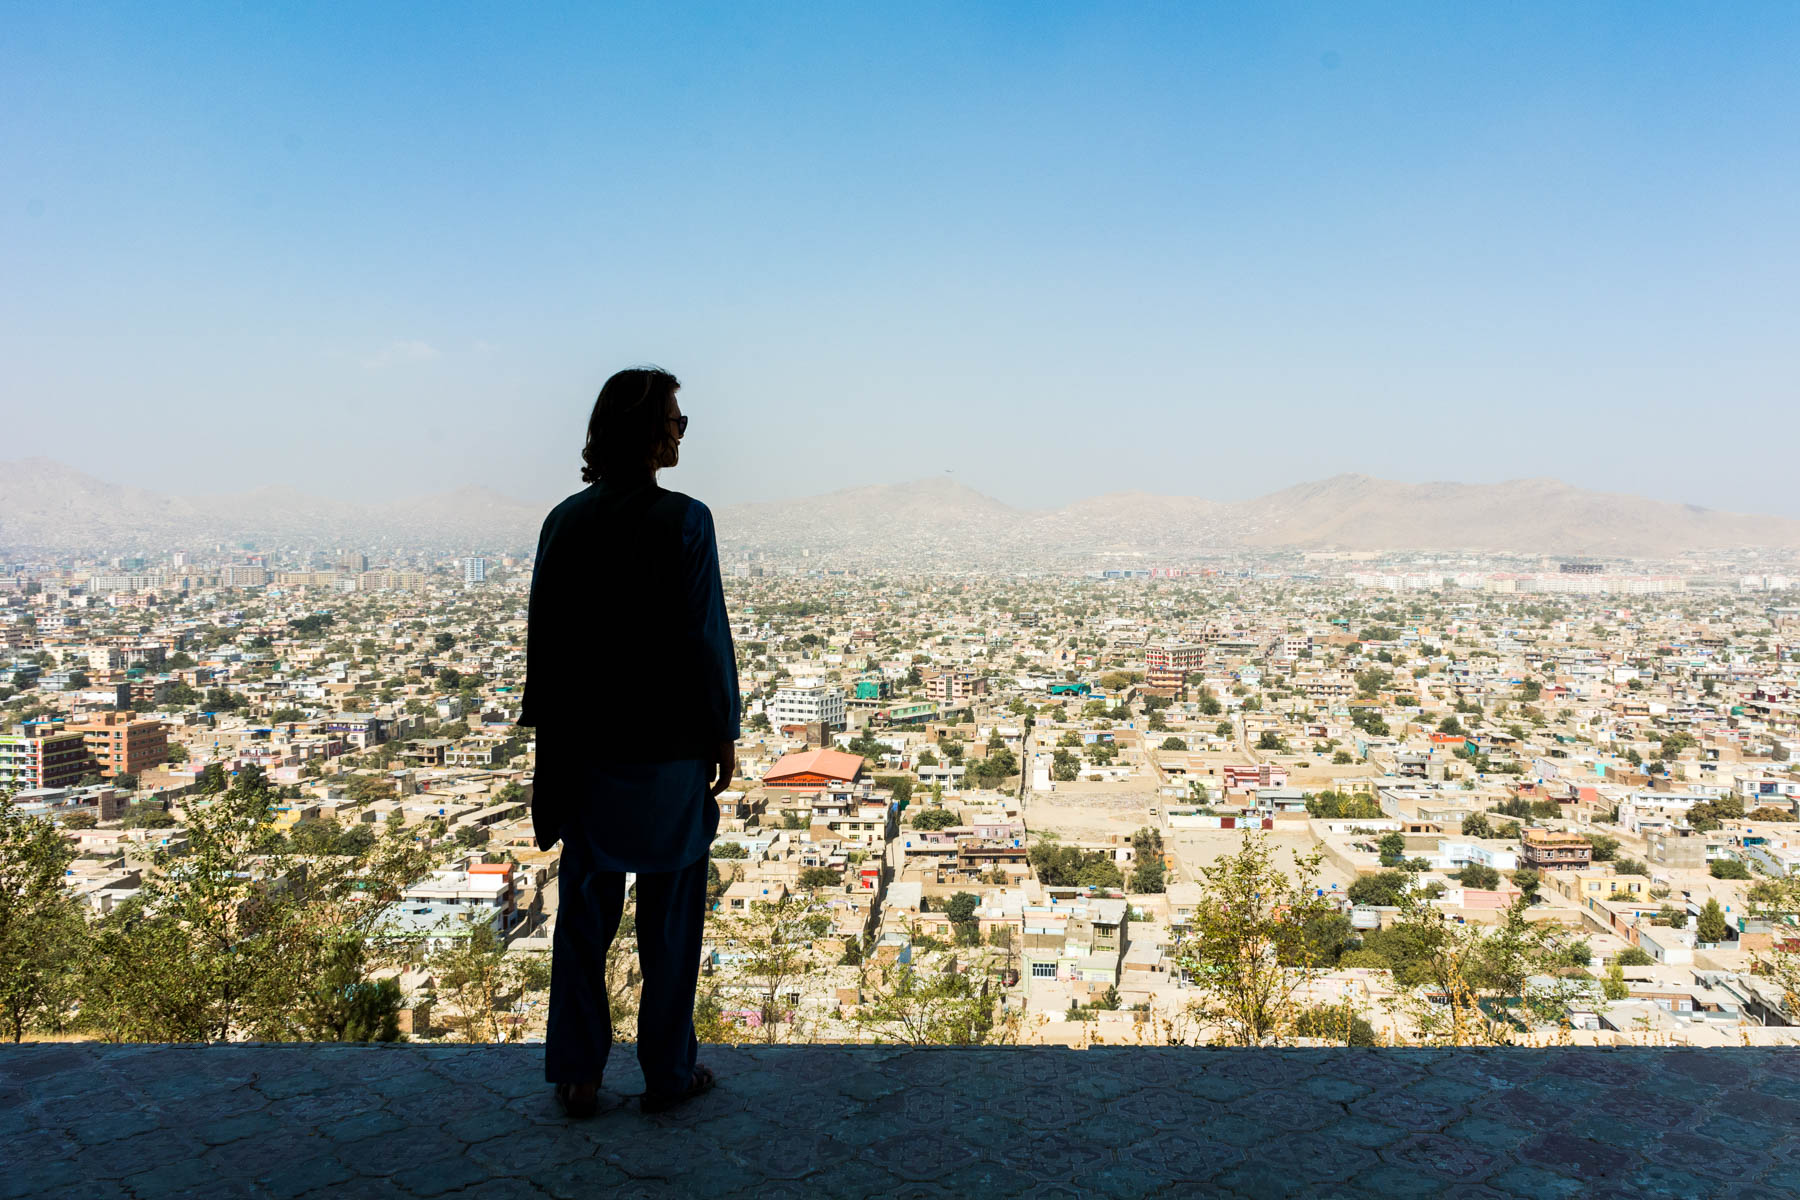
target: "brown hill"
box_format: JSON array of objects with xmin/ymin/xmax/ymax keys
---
[{"xmin": 6, "ymin": 459, "xmax": 1798, "ymax": 559}]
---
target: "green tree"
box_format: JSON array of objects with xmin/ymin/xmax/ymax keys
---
[
  {"xmin": 1455, "ymin": 864, "xmax": 1501, "ymax": 891},
  {"xmin": 1028, "ymin": 844, "xmax": 1124, "ymax": 890},
  {"xmin": 344, "ymin": 773, "xmax": 398, "ymax": 804},
  {"xmin": 1293, "ymin": 1001, "xmax": 1377, "ymax": 1045},
  {"xmin": 1583, "ymin": 833, "xmax": 1620, "ymax": 861},
  {"xmin": 708, "ymin": 895, "xmax": 831, "ymax": 1043},
  {"xmin": 1348, "ymin": 870, "xmax": 1410, "ymax": 908},
  {"xmin": 1129, "ymin": 826, "xmax": 1167, "ymax": 893},
  {"xmin": 910, "ymin": 808, "xmax": 959, "ymax": 832},
  {"xmin": 1460, "ymin": 812, "xmax": 1493, "ymax": 838},
  {"xmin": 875, "ymin": 775, "xmax": 914, "ymax": 807},
  {"xmin": 432, "ymin": 923, "xmax": 521, "ymax": 1042},
  {"xmin": 83, "ymin": 765, "xmax": 430, "ymax": 1043},
  {"xmin": 797, "ymin": 867, "xmax": 842, "ymax": 890},
  {"xmin": 851, "ymin": 961, "xmax": 997, "ymax": 1045},
  {"xmin": 1305, "ymin": 791, "xmax": 1384, "ymax": 820},
  {"xmin": 1160, "ymin": 736, "xmax": 1187, "ymax": 751},
  {"xmin": 1290, "ymin": 912, "xmax": 1357, "ymax": 969},
  {"xmin": 1615, "ymin": 947, "xmax": 1654, "ymax": 967},
  {"xmin": 1173, "ymin": 832, "xmax": 1335, "ymax": 1045},
  {"xmin": 1131, "ymin": 855, "xmax": 1166, "ymax": 894},
  {"xmin": 1511, "ymin": 868, "xmax": 1541, "ymax": 903},
  {"xmin": 0, "ymin": 796, "xmax": 88, "ymax": 1041},
  {"xmin": 1387, "ymin": 896, "xmax": 1556, "ymax": 1043},
  {"xmin": 195, "ymin": 762, "xmax": 229, "ymax": 794},
  {"xmin": 1696, "ymin": 898, "xmax": 1730, "ymax": 944},
  {"xmin": 122, "ymin": 804, "xmax": 177, "ymax": 829},
  {"xmin": 945, "ymin": 892, "xmax": 981, "ymax": 944},
  {"xmin": 1710, "ymin": 859, "xmax": 1751, "ymax": 880},
  {"xmin": 1746, "ymin": 875, "xmax": 1800, "ymax": 1018}
]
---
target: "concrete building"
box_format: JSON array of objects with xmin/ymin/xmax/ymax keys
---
[
  {"xmin": 1645, "ymin": 826, "xmax": 1710, "ymax": 871},
  {"xmin": 69, "ymin": 712, "xmax": 168, "ymax": 780},
  {"xmin": 1521, "ymin": 828, "xmax": 1595, "ymax": 872},
  {"xmin": 0, "ymin": 723, "xmax": 93, "ymax": 791},
  {"xmin": 389, "ymin": 860, "xmax": 519, "ymax": 949},
  {"xmin": 923, "ymin": 669, "xmax": 988, "ymax": 706},
  {"xmin": 1145, "ymin": 642, "xmax": 1204, "ymax": 690},
  {"xmin": 769, "ymin": 680, "xmax": 847, "ymax": 733}
]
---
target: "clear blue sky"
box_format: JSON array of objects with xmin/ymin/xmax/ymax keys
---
[{"xmin": 5, "ymin": 3, "xmax": 1798, "ymax": 513}]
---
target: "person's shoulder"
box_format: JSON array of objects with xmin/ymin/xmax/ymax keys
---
[
  {"xmin": 540, "ymin": 484, "xmax": 598, "ymax": 529},
  {"xmin": 655, "ymin": 487, "xmax": 711, "ymax": 522},
  {"xmin": 549, "ymin": 483, "xmax": 599, "ymax": 516}
]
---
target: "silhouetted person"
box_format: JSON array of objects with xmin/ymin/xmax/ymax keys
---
[{"xmin": 521, "ymin": 367, "xmax": 739, "ymax": 1117}]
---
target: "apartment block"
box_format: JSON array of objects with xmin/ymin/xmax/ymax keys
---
[
  {"xmin": 923, "ymin": 668, "xmax": 987, "ymax": 706},
  {"xmin": 1145, "ymin": 642, "xmax": 1204, "ymax": 689},
  {"xmin": 0, "ymin": 723, "xmax": 93, "ymax": 791},
  {"xmin": 769, "ymin": 680, "xmax": 847, "ymax": 732},
  {"xmin": 69, "ymin": 712, "xmax": 168, "ymax": 779}
]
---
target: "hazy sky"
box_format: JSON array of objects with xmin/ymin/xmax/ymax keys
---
[{"xmin": 5, "ymin": 3, "xmax": 1798, "ymax": 514}]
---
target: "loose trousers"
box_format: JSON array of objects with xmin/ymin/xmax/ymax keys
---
[{"xmin": 544, "ymin": 835, "xmax": 709, "ymax": 1094}]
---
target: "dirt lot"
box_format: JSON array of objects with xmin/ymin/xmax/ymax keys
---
[
  {"xmin": 1024, "ymin": 783, "xmax": 1158, "ymax": 840},
  {"xmin": 1164, "ymin": 826, "xmax": 1354, "ymax": 893}
]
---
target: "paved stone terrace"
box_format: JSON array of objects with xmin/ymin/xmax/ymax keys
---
[{"xmin": 5, "ymin": 1043, "xmax": 1800, "ymax": 1199}]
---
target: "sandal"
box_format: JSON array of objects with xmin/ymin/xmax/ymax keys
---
[
  {"xmin": 641, "ymin": 1063, "xmax": 716, "ymax": 1114},
  {"xmin": 555, "ymin": 1081, "xmax": 601, "ymax": 1119}
]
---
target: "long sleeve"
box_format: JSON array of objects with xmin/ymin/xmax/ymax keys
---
[
  {"xmin": 683, "ymin": 500, "xmax": 740, "ymax": 741},
  {"xmin": 518, "ymin": 511, "xmax": 556, "ymax": 729}
]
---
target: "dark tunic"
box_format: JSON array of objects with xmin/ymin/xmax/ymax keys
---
[{"xmin": 520, "ymin": 476, "xmax": 740, "ymax": 861}]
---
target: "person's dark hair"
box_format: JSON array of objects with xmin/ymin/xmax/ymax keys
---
[{"xmin": 580, "ymin": 367, "xmax": 681, "ymax": 483}]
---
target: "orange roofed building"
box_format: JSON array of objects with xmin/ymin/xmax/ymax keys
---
[{"xmin": 764, "ymin": 749, "xmax": 865, "ymax": 789}]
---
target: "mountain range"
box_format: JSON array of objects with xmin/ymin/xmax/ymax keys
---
[{"xmin": 4, "ymin": 458, "xmax": 1798, "ymax": 561}]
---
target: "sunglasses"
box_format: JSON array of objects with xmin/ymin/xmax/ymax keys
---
[{"xmin": 669, "ymin": 414, "xmax": 689, "ymax": 436}]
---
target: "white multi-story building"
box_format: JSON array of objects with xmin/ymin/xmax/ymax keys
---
[
  {"xmin": 388, "ymin": 860, "xmax": 518, "ymax": 950},
  {"xmin": 462, "ymin": 557, "xmax": 487, "ymax": 586},
  {"xmin": 769, "ymin": 679, "xmax": 847, "ymax": 732}
]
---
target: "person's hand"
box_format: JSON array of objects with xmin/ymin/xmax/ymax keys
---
[{"xmin": 709, "ymin": 739, "xmax": 737, "ymax": 798}]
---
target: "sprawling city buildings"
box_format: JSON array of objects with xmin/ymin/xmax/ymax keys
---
[{"xmin": 5, "ymin": 533, "xmax": 1800, "ymax": 1050}]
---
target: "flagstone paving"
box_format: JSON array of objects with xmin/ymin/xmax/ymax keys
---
[{"xmin": 5, "ymin": 1043, "xmax": 1799, "ymax": 1198}]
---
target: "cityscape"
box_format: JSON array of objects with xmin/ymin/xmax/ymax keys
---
[
  {"xmin": 8, "ymin": 2, "xmax": 1800, "ymax": 1195},
  {"xmin": 7, "ymin": 508, "xmax": 1800, "ymax": 1052}
]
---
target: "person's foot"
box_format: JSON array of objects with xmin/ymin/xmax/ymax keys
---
[
  {"xmin": 640, "ymin": 1063, "xmax": 716, "ymax": 1114},
  {"xmin": 555, "ymin": 1081, "xmax": 601, "ymax": 1119}
]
